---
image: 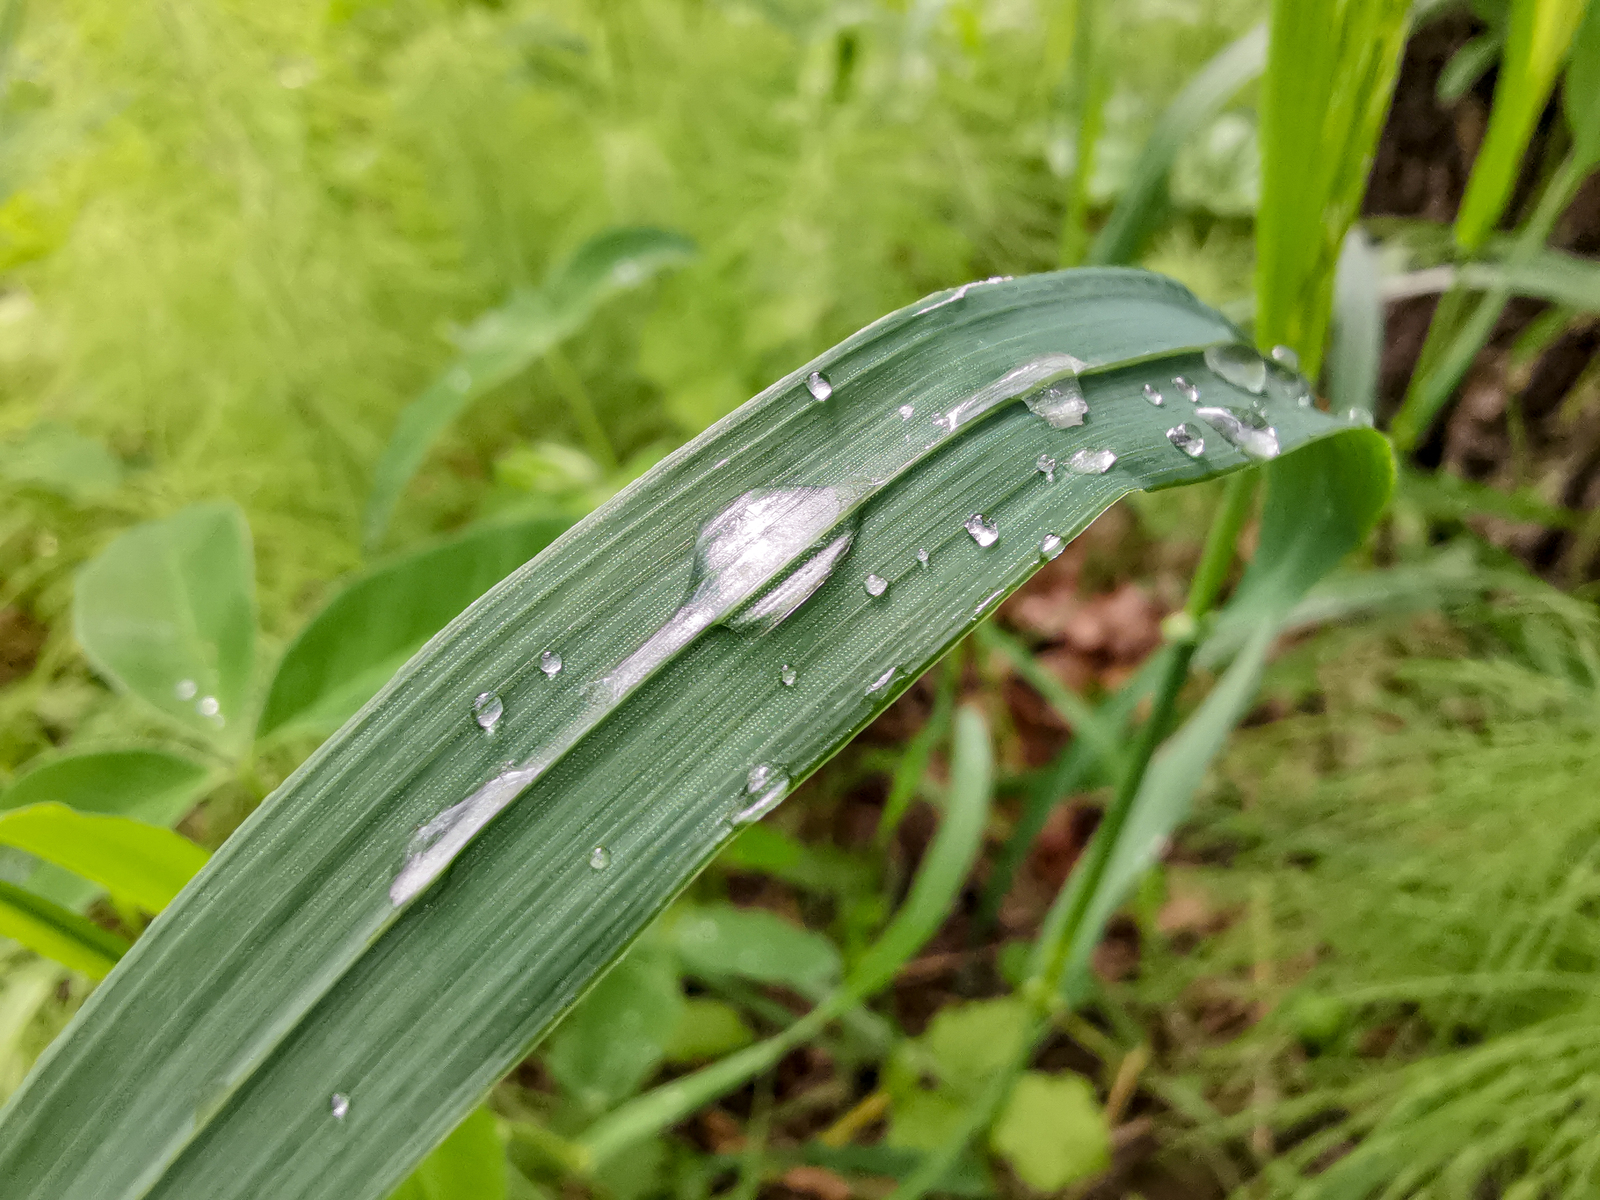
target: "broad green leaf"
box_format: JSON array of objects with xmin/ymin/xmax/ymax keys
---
[
  {"xmin": 0, "ymin": 749, "xmax": 209, "ymax": 824},
  {"xmin": 73, "ymin": 502, "xmax": 255, "ymax": 751},
  {"xmin": 362, "ymin": 228, "xmax": 694, "ymax": 552},
  {"xmin": 389, "ymin": 1107, "xmax": 506, "ymax": 1200},
  {"xmin": 0, "ymin": 423, "xmax": 124, "ymax": 502},
  {"xmin": 988, "ymin": 1072, "xmax": 1110, "ymax": 1191},
  {"xmin": 671, "ymin": 903, "xmax": 840, "ymax": 991},
  {"xmin": 1455, "ymin": 0, "xmax": 1588, "ymax": 251},
  {"xmin": 0, "ymin": 879, "xmax": 128, "ymax": 979},
  {"xmin": 885, "ymin": 998, "xmax": 1031, "ymax": 1151},
  {"xmin": 259, "ymin": 515, "xmax": 571, "ymax": 739},
  {"xmin": 0, "ymin": 805, "xmax": 209, "ymax": 912},
  {"xmin": 661, "ymin": 997, "xmax": 754, "ymax": 1064},
  {"xmin": 0, "ymin": 270, "xmax": 1379, "ymax": 1200}
]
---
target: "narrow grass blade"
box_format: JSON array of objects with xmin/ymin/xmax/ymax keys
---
[
  {"xmin": 0, "ymin": 750, "xmax": 209, "ymax": 824},
  {"xmin": 0, "ymin": 880, "xmax": 129, "ymax": 979},
  {"xmin": 0, "ymin": 805, "xmax": 208, "ymax": 913},
  {"xmin": 975, "ymin": 622, "xmax": 1125, "ymax": 773},
  {"xmin": 0, "ymin": 269, "xmax": 1377, "ymax": 1200},
  {"xmin": 1328, "ymin": 228, "xmax": 1384, "ymax": 418},
  {"xmin": 877, "ymin": 645, "xmax": 960, "ymax": 842}
]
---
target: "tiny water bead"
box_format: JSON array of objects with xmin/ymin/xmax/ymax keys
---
[
  {"xmin": 898, "ymin": 404, "xmax": 915, "ymax": 420},
  {"xmin": 1166, "ymin": 423, "xmax": 1205, "ymax": 458},
  {"xmin": 1068, "ymin": 448, "xmax": 1116, "ymax": 475},
  {"xmin": 174, "ymin": 679, "xmax": 197, "ymax": 701},
  {"xmin": 805, "ymin": 371, "xmax": 833, "ymax": 402},
  {"xmin": 1039, "ymin": 534, "xmax": 1065, "ymax": 561},
  {"xmin": 916, "ymin": 548, "xmax": 930, "ymax": 568},
  {"xmin": 1203, "ymin": 343, "xmax": 1268, "ymax": 394},
  {"xmin": 588, "ymin": 845, "xmax": 611, "ymax": 871},
  {"xmin": 1036, "ymin": 454, "xmax": 1057, "ymax": 483},
  {"xmin": 964, "ymin": 514, "xmax": 999, "ymax": 547},
  {"xmin": 779, "ymin": 663, "xmax": 797, "ymax": 687},
  {"xmin": 1142, "ymin": 383, "xmax": 1164, "ymax": 407},
  {"xmin": 865, "ymin": 574, "xmax": 888, "ymax": 597},
  {"xmin": 1270, "ymin": 344, "xmax": 1300, "ymax": 371},
  {"xmin": 539, "ymin": 650, "xmax": 563, "ymax": 677},
  {"xmin": 1023, "ymin": 378, "xmax": 1088, "ymax": 429},
  {"xmin": 472, "ymin": 692, "xmax": 503, "ymax": 732},
  {"xmin": 197, "ymin": 696, "xmax": 221, "ymax": 719},
  {"xmin": 330, "ymin": 1094, "xmax": 350, "ymax": 1120},
  {"xmin": 1174, "ymin": 376, "xmax": 1200, "ymax": 403}
]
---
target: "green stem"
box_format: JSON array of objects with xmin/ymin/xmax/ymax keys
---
[
  {"xmin": 545, "ymin": 348, "xmax": 619, "ymax": 472},
  {"xmin": 1058, "ymin": 0, "xmax": 1109, "ymax": 267}
]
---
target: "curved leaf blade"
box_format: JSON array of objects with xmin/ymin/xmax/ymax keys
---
[
  {"xmin": 0, "ymin": 880, "xmax": 129, "ymax": 980},
  {"xmin": 1, "ymin": 750, "xmax": 210, "ymax": 824},
  {"xmin": 0, "ymin": 805, "xmax": 209, "ymax": 914}
]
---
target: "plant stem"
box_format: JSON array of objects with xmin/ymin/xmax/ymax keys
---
[
  {"xmin": 1058, "ymin": 0, "xmax": 1109, "ymax": 267},
  {"xmin": 545, "ymin": 347, "xmax": 619, "ymax": 472}
]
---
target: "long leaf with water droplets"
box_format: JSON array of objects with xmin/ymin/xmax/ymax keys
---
[{"xmin": 0, "ymin": 268, "xmax": 1380, "ymax": 1200}]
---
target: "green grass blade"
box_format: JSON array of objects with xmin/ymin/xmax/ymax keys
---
[
  {"xmin": 0, "ymin": 880, "xmax": 129, "ymax": 980},
  {"xmin": 1, "ymin": 750, "xmax": 209, "ymax": 824},
  {"xmin": 361, "ymin": 228, "xmax": 693, "ymax": 553},
  {"xmin": 1565, "ymin": 1, "xmax": 1600, "ymax": 170},
  {"xmin": 876, "ymin": 645, "xmax": 960, "ymax": 843},
  {"xmin": 1085, "ymin": 24, "xmax": 1268, "ymax": 268},
  {"xmin": 1328, "ymin": 228, "xmax": 1384, "ymax": 417},
  {"xmin": 0, "ymin": 805, "xmax": 208, "ymax": 913},
  {"xmin": 0, "ymin": 269, "xmax": 1375, "ymax": 1200}
]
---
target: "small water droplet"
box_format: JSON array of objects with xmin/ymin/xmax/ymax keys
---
[
  {"xmin": 1196, "ymin": 406, "xmax": 1280, "ymax": 461},
  {"xmin": 1166, "ymin": 423, "xmax": 1205, "ymax": 458},
  {"xmin": 1068, "ymin": 448, "xmax": 1116, "ymax": 475},
  {"xmin": 866, "ymin": 666, "xmax": 897, "ymax": 695},
  {"xmin": 448, "ymin": 366, "xmax": 471, "ymax": 393},
  {"xmin": 1039, "ymin": 534, "xmax": 1064, "ymax": 560},
  {"xmin": 1036, "ymin": 454, "xmax": 1057, "ymax": 483},
  {"xmin": 1270, "ymin": 344, "xmax": 1300, "ymax": 371},
  {"xmin": 805, "ymin": 371, "xmax": 833, "ymax": 402},
  {"xmin": 1023, "ymin": 377, "xmax": 1088, "ymax": 428},
  {"xmin": 916, "ymin": 548, "xmax": 930, "ymax": 567},
  {"xmin": 1346, "ymin": 407, "xmax": 1374, "ymax": 427},
  {"xmin": 898, "ymin": 404, "xmax": 915, "ymax": 420},
  {"xmin": 1174, "ymin": 376, "xmax": 1199, "ymax": 403},
  {"xmin": 779, "ymin": 663, "xmax": 797, "ymax": 687},
  {"xmin": 865, "ymin": 573, "xmax": 888, "ymax": 597},
  {"xmin": 472, "ymin": 692, "xmax": 503, "ymax": 732},
  {"xmin": 589, "ymin": 845, "xmax": 611, "ymax": 870},
  {"xmin": 963, "ymin": 514, "xmax": 999, "ymax": 547},
  {"xmin": 174, "ymin": 679, "xmax": 197, "ymax": 701},
  {"xmin": 539, "ymin": 650, "xmax": 563, "ymax": 677},
  {"xmin": 197, "ymin": 695, "xmax": 220, "ymax": 718},
  {"xmin": 1142, "ymin": 383, "xmax": 1164, "ymax": 407},
  {"xmin": 1204, "ymin": 343, "xmax": 1268, "ymax": 394},
  {"xmin": 330, "ymin": 1094, "xmax": 350, "ymax": 1120}
]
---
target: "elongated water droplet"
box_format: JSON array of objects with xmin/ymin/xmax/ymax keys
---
[
  {"xmin": 1068, "ymin": 448, "xmax": 1116, "ymax": 475},
  {"xmin": 197, "ymin": 696, "xmax": 221, "ymax": 718},
  {"xmin": 589, "ymin": 845, "xmax": 611, "ymax": 870},
  {"xmin": 1271, "ymin": 344, "xmax": 1299, "ymax": 371},
  {"xmin": 916, "ymin": 548, "xmax": 930, "ymax": 567},
  {"xmin": 1023, "ymin": 376, "xmax": 1088, "ymax": 429},
  {"xmin": 733, "ymin": 764, "xmax": 790, "ymax": 824},
  {"xmin": 898, "ymin": 404, "xmax": 914, "ymax": 420},
  {"xmin": 330, "ymin": 1094, "xmax": 350, "ymax": 1120},
  {"xmin": 1166, "ymin": 423, "xmax": 1205, "ymax": 458},
  {"xmin": 866, "ymin": 666, "xmax": 896, "ymax": 695},
  {"xmin": 1142, "ymin": 383, "xmax": 1164, "ymax": 407},
  {"xmin": 540, "ymin": 650, "xmax": 563, "ymax": 677},
  {"xmin": 472, "ymin": 692, "xmax": 503, "ymax": 732},
  {"xmin": 1174, "ymin": 376, "xmax": 1199, "ymax": 403},
  {"xmin": 1036, "ymin": 454, "xmax": 1057, "ymax": 483},
  {"xmin": 940, "ymin": 353, "xmax": 1087, "ymax": 431},
  {"xmin": 963, "ymin": 514, "xmax": 999, "ymax": 547},
  {"xmin": 779, "ymin": 663, "xmax": 797, "ymax": 687},
  {"xmin": 174, "ymin": 679, "xmax": 197, "ymax": 701},
  {"xmin": 727, "ymin": 531, "xmax": 855, "ymax": 633},
  {"xmin": 1204, "ymin": 343, "xmax": 1268, "ymax": 394},
  {"xmin": 1196, "ymin": 406, "xmax": 1280, "ymax": 461},
  {"xmin": 865, "ymin": 573, "xmax": 888, "ymax": 597},
  {"xmin": 806, "ymin": 371, "xmax": 833, "ymax": 401},
  {"xmin": 1039, "ymin": 534, "xmax": 1064, "ymax": 560}
]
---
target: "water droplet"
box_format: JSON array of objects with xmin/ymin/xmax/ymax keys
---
[
  {"xmin": 1166, "ymin": 423, "xmax": 1205, "ymax": 458},
  {"xmin": 933, "ymin": 413, "xmax": 954, "ymax": 431},
  {"xmin": 916, "ymin": 548, "xmax": 930, "ymax": 567},
  {"xmin": 727, "ymin": 531, "xmax": 855, "ymax": 633},
  {"xmin": 448, "ymin": 366, "xmax": 471, "ymax": 393},
  {"xmin": 1142, "ymin": 383, "xmax": 1164, "ymax": 407},
  {"xmin": 779, "ymin": 663, "xmax": 797, "ymax": 687},
  {"xmin": 472, "ymin": 692, "xmax": 503, "ymax": 732},
  {"xmin": 1068, "ymin": 448, "xmax": 1117, "ymax": 475},
  {"xmin": 540, "ymin": 650, "xmax": 563, "ymax": 677},
  {"xmin": 866, "ymin": 666, "xmax": 897, "ymax": 695},
  {"xmin": 963, "ymin": 514, "xmax": 999, "ymax": 547},
  {"xmin": 174, "ymin": 679, "xmax": 197, "ymax": 701},
  {"xmin": 1271, "ymin": 344, "xmax": 1300, "ymax": 371},
  {"xmin": 1203, "ymin": 343, "xmax": 1268, "ymax": 394},
  {"xmin": 1023, "ymin": 377, "xmax": 1089, "ymax": 429},
  {"xmin": 733, "ymin": 764, "xmax": 790, "ymax": 824},
  {"xmin": 1036, "ymin": 454, "xmax": 1057, "ymax": 483},
  {"xmin": 974, "ymin": 588, "xmax": 1005, "ymax": 616},
  {"xmin": 1196, "ymin": 406, "xmax": 1280, "ymax": 461},
  {"xmin": 1174, "ymin": 376, "xmax": 1199, "ymax": 403},
  {"xmin": 865, "ymin": 573, "xmax": 888, "ymax": 597},
  {"xmin": 898, "ymin": 404, "xmax": 915, "ymax": 420},
  {"xmin": 805, "ymin": 371, "xmax": 833, "ymax": 401},
  {"xmin": 1039, "ymin": 534, "xmax": 1064, "ymax": 560},
  {"xmin": 197, "ymin": 696, "xmax": 221, "ymax": 718},
  {"xmin": 589, "ymin": 845, "xmax": 611, "ymax": 870},
  {"xmin": 330, "ymin": 1094, "xmax": 350, "ymax": 1120},
  {"xmin": 1346, "ymin": 407, "xmax": 1375, "ymax": 427}
]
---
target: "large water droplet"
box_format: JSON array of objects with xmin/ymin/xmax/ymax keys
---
[
  {"xmin": 779, "ymin": 663, "xmax": 797, "ymax": 687},
  {"xmin": 1166, "ymin": 423, "xmax": 1205, "ymax": 458},
  {"xmin": 1142, "ymin": 384, "xmax": 1164, "ymax": 407},
  {"xmin": 330, "ymin": 1094, "xmax": 350, "ymax": 1120},
  {"xmin": 964, "ymin": 514, "xmax": 999, "ymax": 547},
  {"xmin": 1204, "ymin": 343, "xmax": 1268, "ymax": 395},
  {"xmin": 1023, "ymin": 376, "xmax": 1088, "ymax": 428},
  {"xmin": 1174, "ymin": 376, "xmax": 1199, "ymax": 403},
  {"xmin": 1039, "ymin": 534, "xmax": 1064, "ymax": 561},
  {"xmin": 174, "ymin": 679, "xmax": 197, "ymax": 701},
  {"xmin": 1270, "ymin": 344, "xmax": 1299, "ymax": 371},
  {"xmin": 898, "ymin": 404, "xmax": 915, "ymax": 420},
  {"xmin": 865, "ymin": 573, "xmax": 888, "ymax": 597},
  {"xmin": 806, "ymin": 371, "xmax": 833, "ymax": 401},
  {"xmin": 866, "ymin": 666, "xmax": 897, "ymax": 695},
  {"xmin": 939, "ymin": 353, "xmax": 1088, "ymax": 431},
  {"xmin": 1068, "ymin": 448, "xmax": 1116, "ymax": 475},
  {"xmin": 197, "ymin": 696, "xmax": 221, "ymax": 718},
  {"xmin": 728, "ymin": 531, "xmax": 855, "ymax": 633},
  {"xmin": 1196, "ymin": 406, "xmax": 1280, "ymax": 461},
  {"xmin": 589, "ymin": 845, "xmax": 611, "ymax": 870},
  {"xmin": 472, "ymin": 692, "xmax": 503, "ymax": 732},
  {"xmin": 733, "ymin": 764, "xmax": 790, "ymax": 824},
  {"xmin": 1036, "ymin": 454, "xmax": 1057, "ymax": 483},
  {"xmin": 540, "ymin": 651, "xmax": 563, "ymax": 678}
]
